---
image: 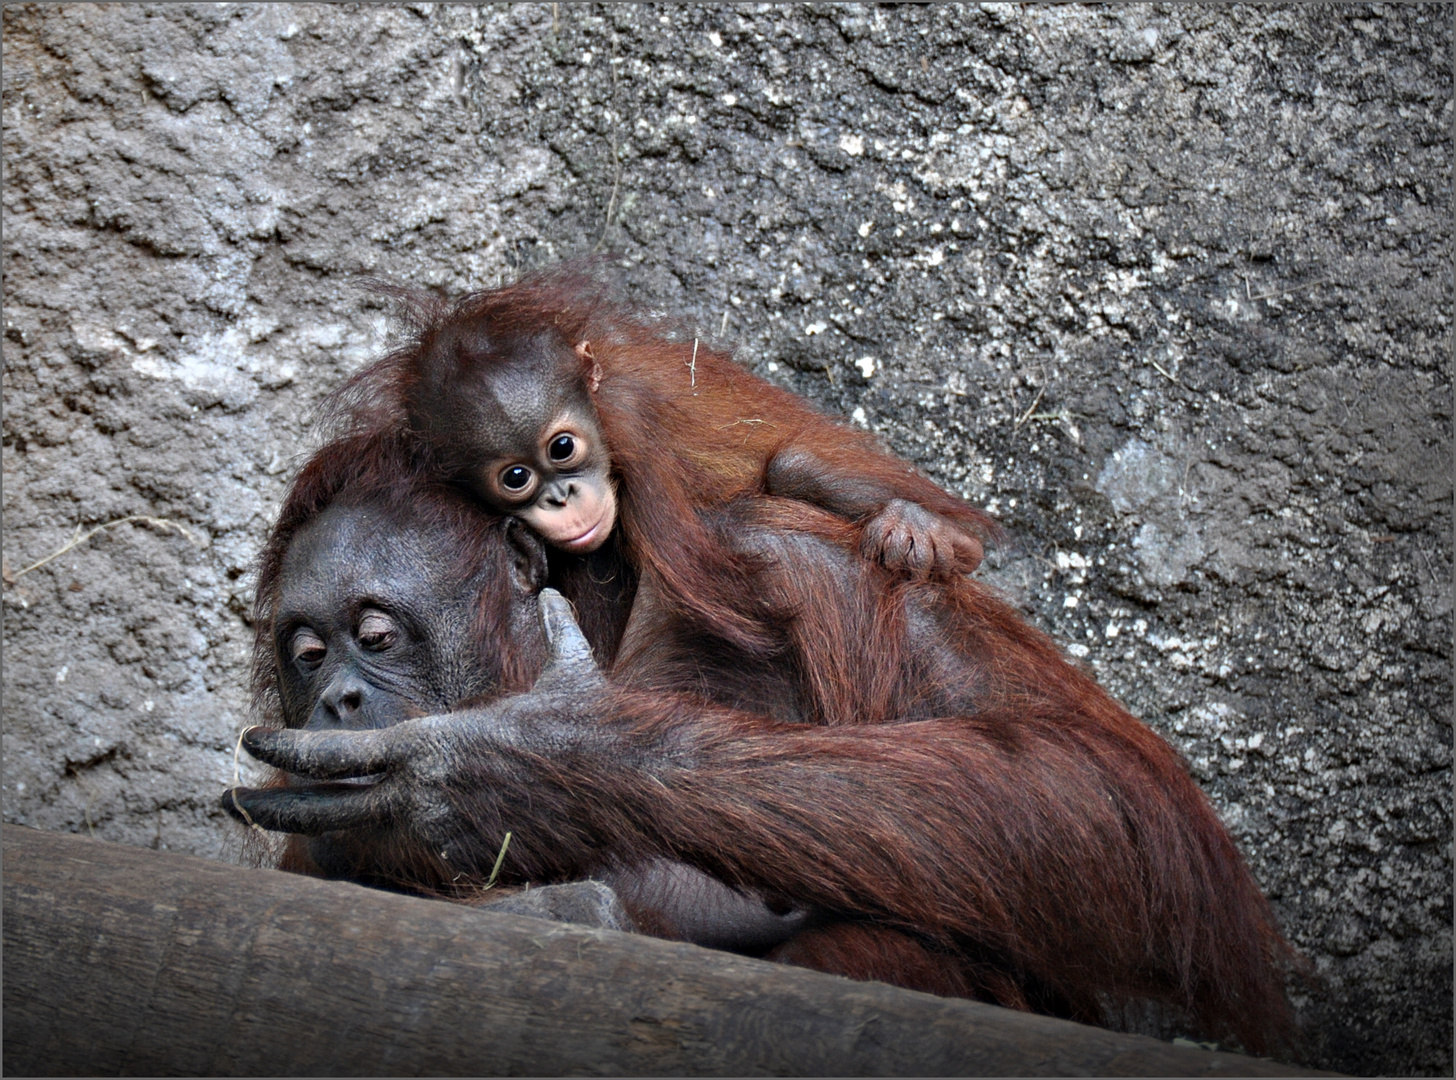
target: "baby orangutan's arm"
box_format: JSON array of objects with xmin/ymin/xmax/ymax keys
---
[{"xmin": 765, "ymin": 447, "xmax": 985, "ymax": 577}]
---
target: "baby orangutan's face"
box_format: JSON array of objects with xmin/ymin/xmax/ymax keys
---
[
  {"xmin": 413, "ymin": 332, "xmax": 617, "ymax": 554},
  {"xmin": 470, "ymin": 404, "xmax": 617, "ymax": 553}
]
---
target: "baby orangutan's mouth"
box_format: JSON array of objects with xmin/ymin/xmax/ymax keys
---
[
  {"xmin": 525, "ymin": 481, "xmax": 617, "ymax": 554},
  {"xmin": 558, "ymin": 512, "xmax": 608, "ymax": 552}
]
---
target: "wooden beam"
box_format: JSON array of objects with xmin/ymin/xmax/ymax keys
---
[{"xmin": 3, "ymin": 825, "xmax": 1328, "ymax": 1076}]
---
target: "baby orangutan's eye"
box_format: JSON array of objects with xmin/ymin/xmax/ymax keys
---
[
  {"xmin": 356, "ymin": 610, "xmax": 398, "ymax": 650},
  {"xmin": 500, "ymin": 465, "xmax": 533, "ymax": 491},
  {"xmin": 291, "ymin": 628, "xmax": 326, "ymax": 668},
  {"xmin": 548, "ymin": 433, "xmax": 577, "ymax": 462}
]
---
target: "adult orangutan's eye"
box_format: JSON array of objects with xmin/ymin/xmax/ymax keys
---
[
  {"xmin": 548, "ymin": 433, "xmax": 577, "ymax": 462},
  {"xmin": 501, "ymin": 465, "xmax": 533, "ymax": 491},
  {"xmin": 357, "ymin": 610, "xmax": 398, "ymax": 650},
  {"xmin": 291, "ymin": 628, "xmax": 326, "ymax": 668}
]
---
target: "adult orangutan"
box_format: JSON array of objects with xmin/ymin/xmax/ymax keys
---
[
  {"xmin": 225, "ymin": 426, "xmax": 1297, "ymax": 1056},
  {"xmin": 235, "ymin": 432, "xmax": 807, "ymax": 953}
]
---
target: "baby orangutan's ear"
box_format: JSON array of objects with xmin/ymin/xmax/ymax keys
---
[{"xmin": 575, "ymin": 340, "xmax": 602, "ymax": 393}]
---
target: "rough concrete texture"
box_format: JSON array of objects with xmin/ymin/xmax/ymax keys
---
[{"xmin": 1, "ymin": 4, "xmax": 1449, "ymax": 1073}]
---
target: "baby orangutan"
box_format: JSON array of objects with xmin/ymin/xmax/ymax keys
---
[{"xmin": 348, "ymin": 265, "xmax": 995, "ymax": 653}]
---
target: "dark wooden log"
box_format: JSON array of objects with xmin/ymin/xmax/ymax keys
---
[{"xmin": 2, "ymin": 825, "xmax": 1329, "ymax": 1077}]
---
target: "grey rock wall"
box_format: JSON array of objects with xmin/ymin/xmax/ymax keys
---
[{"xmin": 2, "ymin": 4, "xmax": 1449, "ymax": 1074}]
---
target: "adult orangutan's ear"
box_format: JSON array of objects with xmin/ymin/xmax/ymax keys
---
[
  {"xmin": 503, "ymin": 517, "xmax": 549, "ymax": 595},
  {"xmin": 576, "ymin": 340, "xmax": 602, "ymax": 393}
]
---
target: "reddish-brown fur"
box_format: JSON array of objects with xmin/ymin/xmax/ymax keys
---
[
  {"xmin": 247, "ymin": 274, "xmax": 1299, "ymax": 1055},
  {"xmin": 472, "ymin": 497, "xmax": 1298, "ymax": 1053},
  {"xmin": 248, "ymin": 430, "xmax": 1297, "ymax": 1056},
  {"xmin": 327, "ymin": 263, "xmax": 997, "ymax": 653}
]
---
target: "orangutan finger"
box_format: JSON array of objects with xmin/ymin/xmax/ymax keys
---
[
  {"xmin": 221, "ymin": 781, "xmax": 398, "ymax": 835},
  {"xmin": 241, "ymin": 726, "xmax": 402, "ymax": 780}
]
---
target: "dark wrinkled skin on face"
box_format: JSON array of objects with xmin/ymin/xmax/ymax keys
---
[
  {"xmin": 273, "ymin": 504, "xmax": 537, "ymax": 732},
  {"xmin": 235, "ymin": 587, "xmax": 639, "ymax": 860}
]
